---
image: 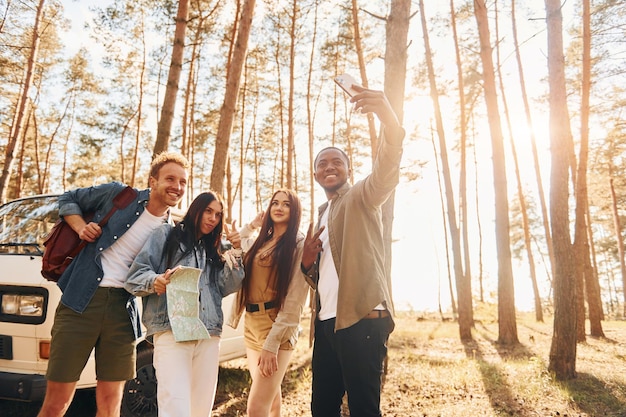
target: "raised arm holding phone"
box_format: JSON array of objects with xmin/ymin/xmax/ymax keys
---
[{"xmin": 301, "ymin": 77, "xmax": 405, "ymax": 417}]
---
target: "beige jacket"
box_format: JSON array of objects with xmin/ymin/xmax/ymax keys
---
[
  {"xmin": 227, "ymin": 225, "xmax": 309, "ymax": 354},
  {"xmin": 302, "ymin": 128, "xmax": 404, "ymax": 332}
]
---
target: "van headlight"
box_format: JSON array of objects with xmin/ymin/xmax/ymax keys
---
[
  {"xmin": 0, "ymin": 286, "xmax": 48, "ymax": 324},
  {"xmin": 2, "ymin": 294, "xmax": 44, "ymax": 316}
]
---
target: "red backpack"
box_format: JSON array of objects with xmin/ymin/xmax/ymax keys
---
[{"xmin": 41, "ymin": 186, "xmax": 137, "ymax": 281}]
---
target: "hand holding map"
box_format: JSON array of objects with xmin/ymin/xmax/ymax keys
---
[{"xmin": 166, "ymin": 266, "xmax": 210, "ymax": 342}]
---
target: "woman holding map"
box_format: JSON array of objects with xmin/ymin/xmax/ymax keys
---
[
  {"xmin": 227, "ymin": 189, "xmax": 309, "ymax": 417},
  {"xmin": 125, "ymin": 191, "xmax": 244, "ymax": 417}
]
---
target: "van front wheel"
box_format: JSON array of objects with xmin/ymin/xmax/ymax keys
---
[{"xmin": 120, "ymin": 348, "xmax": 157, "ymax": 417}]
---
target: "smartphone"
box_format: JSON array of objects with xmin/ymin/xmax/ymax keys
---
[
  {"xmin": 334, "ymin": 73, "xmax": 361, "ymax": 97},
  {"xmin": 220, "ymin": 234, "xmax": 233, "ymax": 251}
]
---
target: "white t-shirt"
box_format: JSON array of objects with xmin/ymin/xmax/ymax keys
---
[
  {"xmin": 100, "ymin": 209, "xmax": 166, "ymax": 287},
  {"xmin": 317, "ymin": 200, "xmax": 339, "ymax": 321}
]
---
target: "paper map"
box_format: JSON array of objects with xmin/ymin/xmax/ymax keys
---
[{"xmin": 166, "ymin": 266, "xmax": 210, "ymax": 342}]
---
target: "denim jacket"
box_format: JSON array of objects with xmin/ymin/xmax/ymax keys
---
[
  {"xmin": 58, "ymin": 182, "xmax": 150, "ymax": 306},
  {"xmin": 125, "ymin": 223, "xmax": 244, "ymax": 340},
  {"xmin": 57, "ymin": 182, "xmax": 155, "ymax": 338}
]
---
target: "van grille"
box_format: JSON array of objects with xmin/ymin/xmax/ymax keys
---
[{"xmin": 0, "ymin": 335, "xmax": 13, "ymax": 359}]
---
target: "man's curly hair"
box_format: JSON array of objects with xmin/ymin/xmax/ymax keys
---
[{"xmin": 149, "ymin": 152, "xmax": 190, "ymax": 179}]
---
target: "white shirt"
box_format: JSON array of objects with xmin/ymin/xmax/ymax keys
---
[
  {"xmin": 100, "ymin": 209, "xmax": 166, "ymax": 287},
  {"xmin": 317, "ymin": 200, "xmax": 385, "ymax": 320},
  {"xmin": 317, "ymin": 200, "xmax": 339, "ymax": 320}
]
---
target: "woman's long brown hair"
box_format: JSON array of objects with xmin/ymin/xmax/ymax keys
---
[{"xmin": 237, "ymin": 189, "xmax": 302, "ymax": 312}]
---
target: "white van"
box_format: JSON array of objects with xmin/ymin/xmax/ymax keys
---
[{"xmin": 0, "ymin": 195, "xmax": 245, "ymax": 417}]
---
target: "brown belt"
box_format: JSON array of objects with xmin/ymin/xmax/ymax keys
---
[{"xmin": 363, "ymin": 309, "xmax": 390, "ymax": 319}]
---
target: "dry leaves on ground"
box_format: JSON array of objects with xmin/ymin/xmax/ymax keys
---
[{"xmin": 213, "ymin": 310, "xmax": 626, "ymax": 417}]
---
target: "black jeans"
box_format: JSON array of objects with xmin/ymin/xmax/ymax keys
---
[{"xmin": 311, "ymin": 316, "xmax": 391, "ymax": 417}]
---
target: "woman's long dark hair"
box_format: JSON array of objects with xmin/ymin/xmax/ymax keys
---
[
  {"xmin": 238, "ymin": 189, "xmax": 302, "ymax": 312},
  {"xmin": 163, "ymin": 191, "xmax": 224, "ymax": 270}
]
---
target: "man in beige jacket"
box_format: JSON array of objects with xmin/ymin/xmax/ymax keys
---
[{"xmin": 301, "ymin": 84, "xmax": 405, "ymax": 417}]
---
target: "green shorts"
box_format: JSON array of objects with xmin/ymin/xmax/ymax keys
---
[{"xmin": 46, "ymin": 287, "xmax": 136, "ymax": 383}]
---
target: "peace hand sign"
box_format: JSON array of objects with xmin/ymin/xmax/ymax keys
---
[{"xmin": 302, "ymin": 223, "xmax": 325, "ymax": 270}]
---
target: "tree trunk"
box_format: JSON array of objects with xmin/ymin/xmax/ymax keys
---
[
  {"xmin": 585, "ymin": 201, "xmax": 603, "ymax": 323},
  {"xmin": 210, "ymin": 0, "xmax": 256, "ymax": 192},
  {"xmin": 61, "ymin": 96, "xmax": 76, "ymax": 192},
  {"xmin": 131, "ymin": 19, "xmax": 147, "ymax": 188},
  {"xmin": 119, "ymin": 110, "xmax": 138, "ymax": 184},
  {"xmin": 382, "ymin": 0, "xmax": 410, "ymax": 310},
  {"xmin": 286, "ymin": 0, "xmax": 297, "ymax": 189},
  {"xmin": 472, "ymin": 134, "xmax": 486, "ymax": 303},
  {"xmin": 273, "ymin": 28, "xmax": 286, "ymax": 189},
  {"xmin": 545, "ymin": 0, "xmax": 577, "ymax": 380},
  {"xmin": 306, "ymin": 1, "xmax": 320, "ymax": 220},
  {"xmin": 153, "ymin": 0, "xmax": 190, "ymax": 157},
  {"xmin": 494, "ymin": 1, "xmax": 543, "ymax": 323},
  {"xmin": 0, "ymin": 0, "xmax": 45, "ymax": 203},
  {"xmin": 577, "ymin": 0, "xmax": 604, "ymax": 337},
  {"xmin": 473, "ymin": 0, "xmax": 518, "ymax": 345},
  {"xmin": 609, "ymin": 177, "xmax": 626, "ymax": 318},
  {"xmin": 511, "ymin": 0, "xmax": 555, "ymax": 284},
  {"xmin": 430, "ymin": 126, "xmax": 457, "ymax": 318},
  {"xmin": 42, "ymin": 90, "xmax": 72, "ymax": 193},
  {"xmin": 182, "ymin": 1, "xmax": 213, "ymax": 202},
  {"xmin": 236, "ymin": 67, "xmax": 248, "ymax": 222},
  {"xmin": 449, "ymin": 0, "xmax": 473, "ymax": 310},
  {"xmin": 181, "ymin": 35, "xmax": 197, "ymax": 201},
  {"xmin": 18, "ymin": 106, "xmax": 34, "ymax": 196},
  {"xmin": 420, "ymin": 0, "xmax": 469, "ymax": 339},
  {"xmin": 351, "ymin": 0, "xmax": 378, "ymax": 157}
]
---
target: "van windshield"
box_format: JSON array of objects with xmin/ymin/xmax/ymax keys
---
[{"xmin": 0, "ymin": 196, "xmax": 59, "ymax": 254}]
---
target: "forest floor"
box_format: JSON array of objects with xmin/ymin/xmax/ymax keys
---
[
  {"xmin": 2, "ymin": 305, "xmax": 626, "ymax": 416},
  {"xmin": 213, "ymin": 306, "xmax": 626, "ymax": 417}
]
